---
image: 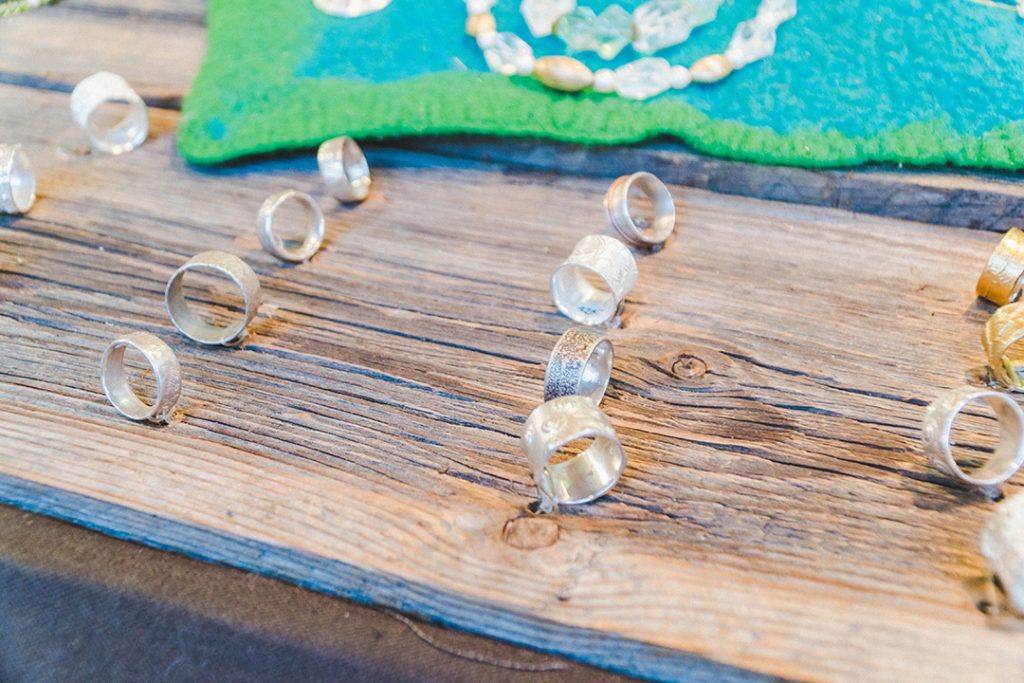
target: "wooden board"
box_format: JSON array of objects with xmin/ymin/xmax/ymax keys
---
[
  {"xmin": 4, "ymin": 4, "xmax": 1024, "ymax": 682},
  {"xmin": 3, "ymin": 0, "xmax": 1024, "ymax": 233}
]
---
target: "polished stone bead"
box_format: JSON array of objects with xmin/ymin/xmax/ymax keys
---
[
  {"xmin": 484, "ymin": 32, "xmax": 535, "ymax": 76},
  {"xmin": 533, "ymin": 56, "xmax": 595, "ymax": 92},
  {"xmin": 614, "ymin": 57, "xmax": 672, "ymax": 100},
  {"xmin": 521, "ymin": 0, "xmax": 576, "ymax": 38},
  {"xmin": 669, "ymin": 64, "xmax": 692, "ymax": 89},
  {"xmin": 633, "ymin": 0, "xmax": 723, "ymax": 54},
  {"xmin": 555, "ymin": 5, "xmax": 634, "ymax": 60},
  {"xmin": 593, "ymin": 68, "xmax": 616, "ymax": 93},
  {"xmin": 690, "ymin": 53, "xmax": 733, "ymax": 82},
  {"xmin": 725, "ymin": 16, "xmax": 777, "ymax": 69},
  {"xmin": 313, "ymin": 0, "xmax": 391, "ymax": 17},
  {"xmin": 466, "ymin": 12, "xmax": 497, "ymax": 37}
]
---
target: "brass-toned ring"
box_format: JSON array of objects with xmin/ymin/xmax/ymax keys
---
[
  {"xmin": 977, "ymin": 228, "xmax": 1024, "ymax": 306},
  {"xmin": 984, "ymin": 302, "xmax": 1024, "ymax": 390}
]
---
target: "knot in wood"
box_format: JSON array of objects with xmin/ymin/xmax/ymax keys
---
[
  {"xmin": 668, "ymin": 352, "xmax": 709, "ymax": 380},
  {"xmin": 502, "ymin": 516, "xmax": 560, "ymax": 550}
]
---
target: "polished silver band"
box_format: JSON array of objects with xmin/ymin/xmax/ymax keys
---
[
  {"xmin": 922, "ymin": 387, "xmax": 1024, "ymax": 489},
  {"xmin": 605, "ymin": 172, "xmax": 676, "ymax": 247},
  {"xmin": 0, "ymin": 144, "xmax": 36, "ymax": 214},
  {"xmin": 257, "ymin": 189, "xmax": 325, "ymax": 263},
  {"xmin": 521, "ymin": 395, "xmax": 627, "ymax": 508},
  {"xmin": 318, "ymin": 136, "xmax": 370, "ymax": 203},
  {"xmin": 165, "ymin": 251, "xmax": 262, "ymax": 346},
  {"xmin": 544, "ymin": 327, "xmax": 614, "ymax": 403},
  {"xmin": 100, "ymin": 332, "xmax": 181, "ymax": 423},
  {"xmin": 70, "ymin": 72, "xmax": 148, "ymax": 155},
  {"xmin": 551, "ymin": 235, "xmax": 638, "ymax": 326},
  {"xmin": 981, "ymin": 492, "xmax": 1024, "ymax": 614}
]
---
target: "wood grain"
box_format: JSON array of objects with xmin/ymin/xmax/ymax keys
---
[
  {"xmin": 3, "ymin": 80, "xmax": 1024, "ymax": 681},
  {"xmin": 3, "ymin": 0, "xmax": 1024, "ymax": 233}
]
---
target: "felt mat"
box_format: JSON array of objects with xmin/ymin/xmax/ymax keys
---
[{"xmin": 179, "ymin": 0, "xmax": 1024, "ymax": 169}]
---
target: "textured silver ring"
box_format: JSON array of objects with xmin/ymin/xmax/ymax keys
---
[
  {"xmin": 551, "ymin": 235, "xmax": 638, "ymax": 326},
  {"xmin": 70, "ymin": 72, "xmax": 148, "ymax": 155},
  {"xmin": 922, "ymin": 387, "xmax": 1024, "ymax": 489},
  {"xmin": 165, "ymin": 251, "xmax": 262, "ymax": 346},
  {"xmin": 100, "ymin": 332, "xmax": 181, "ymax": 423},
  {"xmin": 257, "ymin": 189, "xmax": 325, "ymax": 263},
  {"xmin": 0, "ymin": 144, "xmax": 36, "ymax": 214},
  {"xmin": 544, "ymin": 327, "xmax": 614, "ymax": 403},
  {"xmin": 521, "ymin": 395, "xmax": 627, "ymax": 508},
  {"xmin": 318, "ymin": 136, "xmax": 370, "ymax": 203},
  {"xmin": 605, "ymin": 172, "xmax": 676, "ymax": 247}
]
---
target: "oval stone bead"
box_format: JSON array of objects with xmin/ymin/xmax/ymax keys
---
[
  {"xmin": 533, "ymin": 56, "xmax": 595, "ymax": 92},
  {"xmin": 689, "ymin": 53, "xmax": 734, "ymax": 84}
]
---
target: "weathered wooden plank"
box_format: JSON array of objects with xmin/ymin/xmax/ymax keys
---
[
  {"xmin": 3, "ymin": 0, "xmax": 1024, "ymax": 233},
  {"xmin": 2, "ymin": 82, "xmax": 1024, "ymax": 682}
]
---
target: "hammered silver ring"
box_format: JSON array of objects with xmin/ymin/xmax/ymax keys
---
[
  {"xmin": 551, "ymin": 235, "xmax": 638, "ymax": 326},
  {"xmin": 520, "ymin": 395, "xmax": 627, "ymax": 508},
  {"xmin": 100, "ymin": 332, "xmax": 181, "ymax": 423},
  {"xmin": 605, "ymin": 172, "xmax": 676, "ymax": 247},
  {"xmin": 544, "ymin": 327, "xmax": 614, "ymax": 403},
  {"xmin": 0, "ymin": 144, "xmax": 36, "ymax": 215},
  {"xmin": 318, "ymin": 136, "xmax": 370, "ymax": 203},
  {"xmin": 922, "ymin": 387, "xmax": 1024, "ymax": 490},
  {"xmin": 165, "ymin": 251, "xmax": 263, "ymax": 346},
  {"xmin": 70, "ymin": 72, "xmax": 148, "ymax": 155},
  {"xmin": 257, "ymin": 189, "xmax": 325, "ymax": 263}
]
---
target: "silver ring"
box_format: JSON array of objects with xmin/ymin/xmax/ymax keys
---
[
  {"xmin": 544, "ymin": 327, "xmax": 614, "ymax": 403},
  {"xmin": 100, "ymin": 332, "xmax": 181, "ymax": 423},
  {"xmin": 318, "ymin": 136, "xmax": 370, "ymax": 203},
  {"xmin": 0, "ymin": 144, "xmax": 36, "ymax": 214},
  {"xmin": 605, "ymin": 172, "xmax": 676, "ymax": 247},
  {"xmin": 981, "ymin": 493, "xmax": 1024, "ymax": 614},
  {"xmin": 922, "ymin": 387, "xmax": 1024, "ymax": 489},
  {"xmin": 551, "ymin": 235, "xmax": 638, "ymax": 326},
  {"xmin": 521, "ymin": 395, "xmax": 627, "ymax": 508},
  {"xmin": 165, "ymin": 251, "xmax": 262, "ymax": 346},
  {"xmin": 70, "ymin": 72, "xmax": 148, "ymax": 155},
  {"xmin": 257, "ymin": 189, "xmax": 325, "ymax": 263}
]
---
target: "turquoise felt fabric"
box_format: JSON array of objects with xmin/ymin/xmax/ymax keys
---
[{"xmin": 179, "ymin": 0, "xmax": 1024, "ymax": 168}]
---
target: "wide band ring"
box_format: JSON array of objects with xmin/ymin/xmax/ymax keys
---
[
  {"xmin": 921, "ymin": 387, "xmax": 1024, "ymax": 489},
  {"xmin": 100, "ymin": 332, "xmax": 181, "ymax": 423},
  {"xmin": 318, "ymin": 136, "xmax": 370, "ymax": 203},
  {"xmin": 977, "ymin": 228, "xmax": 1024, "ymax": 306},
  {"xmin": 551, "ymin": 235, "xmax": 638, "ymax": 326},
  {"xmin": 983, "ymin": 302, "xmax": 1024, "ymax": 390},
  {"xmin": 257, "ymin": 189, "xmax": 325, "ymax": 263},
  {"xmin": 521, "ymin": 395, "xmax": 627, "ymax": 507},
  {"xmin": 70, "ymin": 72, "xmax": 148, "ymax": 155},
  {"xmin": 605, "ymin": 172, "xmax": 676, "ymax": 247},
  {"xmin": 165, "ymin": 251, "xmax": 262, "ymax": 346},
  {"xmin": 0, "ymin": 144, "xmax": 36, "ymax": 214},
  {"xmin": 544, "ymin": 327, "xmax": 614, "ymax": 403}
]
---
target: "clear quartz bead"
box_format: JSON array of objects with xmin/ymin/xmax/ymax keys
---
[
  {"xmin": 757, "ymin": 0, "xmax": 796, "ymax": 25},
  {"xmin": 313, "ymin": 0, "xmax": 392, "ymax": 17},
  {"xmin": 725, "ymin": 16, "xmax": 777, "ymax": 69},
  {"xmin": 633, "ymin": 0, "xmax": 723, "ymax": 54},
  {"xmin": 521, "ymin": 0, "xmax": 576, "ymax": 38},
  {"xmin": 555, "ymin": 5, "xmax": 634, "ymax": 60},
  {"xmin": 614, "ymin": 57, "xmax": 672, "ymax": 100},
  {"xmin": 484, "ymin": 32, "xmax": 536, "ymax": 76}
]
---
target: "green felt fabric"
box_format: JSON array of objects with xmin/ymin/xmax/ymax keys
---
[{"xmin": 180, "ymin": 0, "xmax": 1024, "ymax": 168}]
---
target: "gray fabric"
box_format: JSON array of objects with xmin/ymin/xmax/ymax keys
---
[{"xmin": 0, "ymin": 504, "xmax": 635, "ymax": 683}]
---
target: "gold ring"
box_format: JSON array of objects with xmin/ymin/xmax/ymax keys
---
[
  {"xmin": 977, "ymin": 228, "xmax": 1024, "ymax": 305},
  {"xmin": 983, "ymin": 301, "xmax": 1024, "ymax": 390}
]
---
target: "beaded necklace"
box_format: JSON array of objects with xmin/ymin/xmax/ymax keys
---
[{"xmin": 463, "ymin": 0, "xmax": 795, "ymax": 100}]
